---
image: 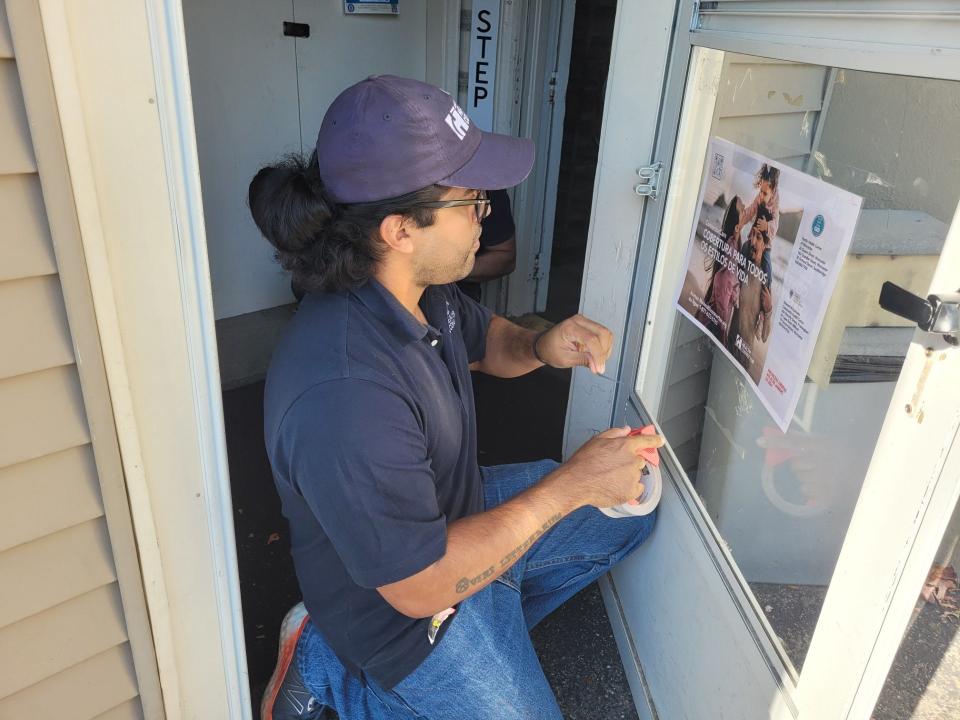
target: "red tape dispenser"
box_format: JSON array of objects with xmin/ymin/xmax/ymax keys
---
[
  {"xmin": 629, "ymin": 424, "xmax": 661, "ymax": 467},
  {"xmin": 600, "ymin": 424, "xmax": 663, "ymax": 518}
]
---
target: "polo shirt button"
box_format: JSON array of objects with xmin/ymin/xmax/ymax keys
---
[{"xmin": 430, "ymin": 339, "xmax": 439, "ymax": 347}]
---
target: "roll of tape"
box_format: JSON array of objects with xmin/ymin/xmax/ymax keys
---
[{"xmin": 599, "ymin": 464, "xmax": 662, "ymax": 518}]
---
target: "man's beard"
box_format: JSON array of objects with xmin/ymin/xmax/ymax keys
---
[{"xmin": 414, "ymin": 249, "xmax": 477, "ymax": 287}]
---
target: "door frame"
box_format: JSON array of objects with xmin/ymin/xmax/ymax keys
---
[
  {"xmin": 503, "ymin": 0, "xmax": 575, "ymax": 316},
  {"xmin": 599, "ymin": 5, "xmax": 960, "ymax": 719}
]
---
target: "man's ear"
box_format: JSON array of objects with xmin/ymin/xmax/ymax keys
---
[{"xmin": 379, "ymin": 213, "xmax": 415, "ymax": 255}]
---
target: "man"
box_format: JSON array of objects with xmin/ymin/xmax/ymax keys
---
[
  {"xmin": 456, "ymin": 188, "xmax": 517, "ymax": 301},
  {"xmin": 251, "ymin": 75, "xmax": 662, "ymax": 719}
]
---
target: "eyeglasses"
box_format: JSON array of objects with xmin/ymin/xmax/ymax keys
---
[{"xmin": 411, "ymin": 190, "xmax": 491, "ymax": 223}]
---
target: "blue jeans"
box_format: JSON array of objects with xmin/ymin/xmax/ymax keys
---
[{"xmin": 296, "ymin": 459, "xmax": 656, "ymax": 719}]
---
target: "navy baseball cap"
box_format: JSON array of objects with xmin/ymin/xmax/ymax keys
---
[{"xmin": 315, "ymin": 75, "xmax": 535, "ymax": 204}]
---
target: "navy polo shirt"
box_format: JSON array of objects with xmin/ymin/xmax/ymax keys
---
[{"xmin": 263, "ymin": 279, "xmax": 492, "ymax": 689}]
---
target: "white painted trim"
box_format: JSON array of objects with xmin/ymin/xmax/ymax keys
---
[
  {"xmin": 561, "ymin": 0, "xmax": 679, "ymax": 457},
  {"xmin": 425, "ymin": 0, "xmax": 462, "ymax": 98},
  {"xmin": 506, "ymin": 0, "xmax": 563, "ymax": 316},
  {"xmin": 532, "ymin": 0, "xmax": 575, "ymax": 313},
  {"xmin": 142, "ymin": 1, "xmax": 251, "ymax": 717},
  {"xmin": 490, "ymin": 0, "xmax": 524, "ymax": 138},
  {"xmin": 503, "ymin": 0, "xmax": 575, "ymax": 316},
  {"xmin": 797, "ymin": 198, "xmax": 960, "ymax": 719},
  {"xmin": 848, "ymin": 427, "xmax": 960, "ymax": 717},
  {"xmin": 635, "ymin": 47, "xmax": 724, "ymax": 416},
  {"xmin": 804, "ymin": 67, "xmax": 837, "ymax": 176},
  {"xmin": 480, "ymin": 0, "xmax": 525, "ymax": 312},
  {"xmin": 690, "ymin": 30, "xmax": 960, "ymax": 81},
  {"xmin": 34, "ymin": 1, "xmax": 185, "ymax": 714},
  {"xmin": 33, "ymin": 0, "xmax": 251, "ymax": 716},
  {"xmin": 599, "ymin": 575, "xmax": 659, "ymax": 720}
]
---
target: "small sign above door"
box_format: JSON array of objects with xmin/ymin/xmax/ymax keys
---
[{"xmin": 343, "ymin": 1, "xmax": 399, "ymax": 15}]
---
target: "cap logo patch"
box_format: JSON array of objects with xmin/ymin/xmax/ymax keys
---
[{"xmin": 444, "ymin": 103, "xmax": 471, "ymax": 141}]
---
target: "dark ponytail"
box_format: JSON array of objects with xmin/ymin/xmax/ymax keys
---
[{"xmin": 248, "ymin": 151, "xmax": 445, "ymax": 294}]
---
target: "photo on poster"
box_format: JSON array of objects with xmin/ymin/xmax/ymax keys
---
[{"xmin": 676, "ymin": 137, "xmax": 863, "ymax": 431}]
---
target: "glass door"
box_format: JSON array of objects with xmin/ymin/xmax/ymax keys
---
[{"xmin": 606, "ymin": 43, "xmax": 960, "ymax": 720}]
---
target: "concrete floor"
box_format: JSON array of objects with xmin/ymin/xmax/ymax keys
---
[
  {"xmin": 875, "ymin": 599, "xmax": 960, "ymax": 720},
  {"xmin": 750, "ymin": 582, "xmax": 827, "ymax": 671},
  {"xmin": 751, "ymin": 580, "xmax": 960, "ymax": 719},
  {"xmin": 223, "ymin": 360, "xmax": 638, "ymax": 719}
]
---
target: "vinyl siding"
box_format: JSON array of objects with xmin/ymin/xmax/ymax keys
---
[{"xmin": 0, "ymin": 4, "xmax": 157, "ymax": 717}]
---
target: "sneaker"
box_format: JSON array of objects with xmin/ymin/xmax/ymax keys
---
[{"xmin": 261, "ymin": 602, "xmax": 326, "ymax": 719}]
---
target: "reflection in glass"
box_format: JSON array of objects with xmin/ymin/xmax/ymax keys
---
[{"xmin": 654, "ymin": 56, "xmax": 960, "ymax": 673}]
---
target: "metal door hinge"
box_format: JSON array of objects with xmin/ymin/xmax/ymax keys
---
[
  {"xmin": 635, "ymin": 162, "xmax": 663, "ymax": 199},
  {"xmin": 880, "ymin": 282, "xmax": 960, "ymax": 346},
  {"xmin": 547, "ymin": 72, "xmax": 559, "ymax": 105}
]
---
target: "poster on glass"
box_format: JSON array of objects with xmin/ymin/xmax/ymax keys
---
[{"xmin": 675, "ymin": 137, "xmax": 863, "ymax": 431}]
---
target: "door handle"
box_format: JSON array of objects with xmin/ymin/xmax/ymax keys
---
[
  {"xmin": 283, "ymin": 21, "xmax": 310, "ymax": 38},
  {"xmin": 879, "ymin": 281, "xmax": 960, "ymax": 345}
]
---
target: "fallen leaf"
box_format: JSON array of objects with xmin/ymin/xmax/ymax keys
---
[
  {"xmin": 923, "ymin": 564, "xmax": 959, "ymax": 610},
  {"xmin": 941, "ymin": 607, "xmax": 960, "ymax": 622}
]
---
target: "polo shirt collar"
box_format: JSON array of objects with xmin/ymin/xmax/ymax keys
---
[{"xmin": 352, "ymin": 279, "xmax": 442, "ymax": 346}]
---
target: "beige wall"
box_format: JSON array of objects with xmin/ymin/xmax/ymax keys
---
[{"xmin": 816, "ymin": 70, "xmax": 960, "ymax": 225}]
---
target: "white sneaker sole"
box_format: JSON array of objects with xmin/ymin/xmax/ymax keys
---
[{"xmin": 260, "ymin": 602, "xmax": 310, "ymax": 720}]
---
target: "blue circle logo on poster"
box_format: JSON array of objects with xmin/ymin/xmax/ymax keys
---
[{"xmin": 812, "ymin": 214, "xmax": 825, "ymax": 237}]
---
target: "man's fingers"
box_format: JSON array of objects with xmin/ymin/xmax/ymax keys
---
[
  {"xmin": 626, "ymin": 484, "xmax": 646, "ymax": 505},
  {"xmin": 571, "ymin": 315, "xmax": 614, "ymax": 361},
  {"xmin": 598, "ymin": 425, "xmax": 632, "ymax": 439},
  {"xmin": 562, "ymin": 323, "xmax": 608, "ymax": 374},
  {"xmin": 578, "ymin": 351, "xmax": 598, "ymax": 374},
  {"xmin": 625, "ymin": 434, "xmax": 665, "ymax": 452}
]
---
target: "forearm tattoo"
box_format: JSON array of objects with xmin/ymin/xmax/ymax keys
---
[{"xmin": 455, "ymin": 512, "xmax": 562, "ymax": 594}]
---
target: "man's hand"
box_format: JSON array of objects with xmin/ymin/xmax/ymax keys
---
[
  {"xmin": 377, "ymin": 425, "xmax": 665, "ymax": 618},
  {"xmin": 535, "ymin": 314, "xmax": 614, "ymax": 374},
  {"xmin": 546, "ymin": 426, "xmax": 665, "ymax": 509}
]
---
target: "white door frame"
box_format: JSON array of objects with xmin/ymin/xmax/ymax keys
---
[
  {"xmin": 560, "ymin": 0, "xmax": 681, "ymax": 459},
  {"xmin": 503, "ymin": 0, "xmax": 575, "ymax": 316},
  {"xmin": 25, "ymin": 0, "xmax": 248, "ymax": 717},
  {"xmin": 592, "ymin": 5, "xmax": 960, "ymax": 719}
]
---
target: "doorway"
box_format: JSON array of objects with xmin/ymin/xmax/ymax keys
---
[
  {"xmin": 541, "ymin": 0, "xmax": 616, "ymax": 324},
  {"xmin": 181, "ymin": 0, "xmax": 632, "ymax": 716}
]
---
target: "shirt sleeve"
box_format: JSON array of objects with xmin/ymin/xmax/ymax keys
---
[
  {"xmin": 478, "ymin": 189, "xmax": 516, "ymax": 248},
  {"xmin": 275, "ymin": 379, "xmax": 447, "ymax": 588},
  {"xmin": 450, "ymin": 283, "xmax": 493, "ymax": 363}
]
